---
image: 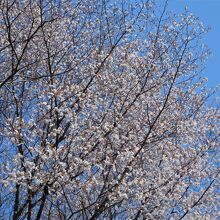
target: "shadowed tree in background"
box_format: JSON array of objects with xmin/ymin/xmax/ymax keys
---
[{"xmin": 0, "ymin": 0, "xmax": 219, "ymax": 219}]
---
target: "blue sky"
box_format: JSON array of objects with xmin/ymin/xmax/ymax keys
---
[{"xmin": 168, "ymin": 0, "xmax": 220, "ymax": 91}]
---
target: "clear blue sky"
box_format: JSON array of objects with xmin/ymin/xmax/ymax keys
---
[{"xmin": 168, "ymin": 0, "xmax": 220, "ymax": 91}]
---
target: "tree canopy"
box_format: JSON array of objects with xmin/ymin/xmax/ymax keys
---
[{"xmin": 0, "ymin": 0, "xmax": 219, "ymax": 219}]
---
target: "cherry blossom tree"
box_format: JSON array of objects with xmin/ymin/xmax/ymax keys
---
[{"xmin": 0, "ymin": 0, "xmax": 219, "ymax": 219}]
